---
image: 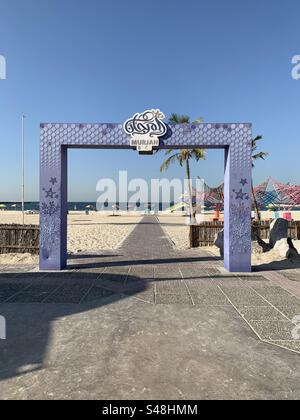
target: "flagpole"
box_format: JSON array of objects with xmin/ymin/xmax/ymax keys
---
[{"xmin": 21, "ymin": 115, "xmax": 25, "ymax": 225}]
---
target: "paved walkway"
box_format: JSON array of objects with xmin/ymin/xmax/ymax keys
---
[{"xmin": 0, "ymin": 216, "xmax": 300, "ymax": 399}]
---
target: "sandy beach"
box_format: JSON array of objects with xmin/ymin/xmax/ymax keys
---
[
  {"xmin": 1, "ymin": 211, "xmax": 300, "ymax": 267},
  {"xmin": 0, "ymin": 211, "xmax": 141, "ymax": 264},
  {"xmin": 158, "ymin": 215, "xmax": 300, "ymax": 267}
]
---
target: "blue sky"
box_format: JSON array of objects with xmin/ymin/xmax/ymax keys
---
[{"xmin": 0, "ymin": 0, "xmax": 299, "ymax": 201}]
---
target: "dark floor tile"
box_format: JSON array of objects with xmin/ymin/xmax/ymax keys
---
[
  {"xmin": 43, "ymin": 283, "xmax": 93, "ymax": 304},
  {"xmin": 8, "ymin": 283, "xmax": 61, "ymax": 303},
  {"xmin": 0, "ymin": 283, "xmax": 30, "ymax": 302},
  {"xmin": 80, "ymin": 285, "xmax": 116, "ymax": 303}
]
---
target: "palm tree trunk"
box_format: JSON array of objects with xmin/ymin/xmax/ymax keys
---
[
  {"xmin": 185, "ymin": 158, "xmax": 196, "ymax": 224},
  {"xmin": 251, "ymin": 181, "xmax": 261, "ymax": 221}
]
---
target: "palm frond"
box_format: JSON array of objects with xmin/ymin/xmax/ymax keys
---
[
  {"xmin": 253, "ymin": 151, "xmax": 268, "ymax": 161},
  {"xmin": 160, "ymin": 154, "xmax": 179, "ymax": 172},
  {"xmin": 168, "ymin": 113, "xmax": 190, "ymax": 124},
  {"xmin": 251, "ymin": 135, "xmax": 268, "ymax": 167},
  {"xmin": 190, "ymin": 148, "xmax": 206, "ymax": 161},
  {"xmin": 164, "ymin": 149, "xmax": 176, "ymax": 156},
  {"xmin": 192, "ymin": 118, "xmax": 203, "ymax": 125},
  {"xmin": 253, "ymin": 135, "xmax": 263, "ymax": 143},
  {"xmin": 252, "ymin": 135, "xmax": 263, "ymax": 150}
]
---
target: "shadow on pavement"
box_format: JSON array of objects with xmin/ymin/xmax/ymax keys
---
[
  {"xmin": 0, "ymin": 271, "xmax": 148, "ymax": 382},
  {"xmin": 67, "ymin": 256, "xmax": 221, "ymax": 270}
]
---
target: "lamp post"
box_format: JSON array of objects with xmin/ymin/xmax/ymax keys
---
[{"xmin": 21, "ymin": 115, "xmax": 25, "ymax": 225}]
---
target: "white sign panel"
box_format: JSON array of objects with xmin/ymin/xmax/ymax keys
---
[{"xmin": 123, "ymin": 109, "xmax": 167, "ymax": 153}]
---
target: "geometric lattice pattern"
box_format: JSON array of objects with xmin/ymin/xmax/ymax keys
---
[{"xmin": 40, "ymin": 122, "xmax": 252, "ymax": 169}]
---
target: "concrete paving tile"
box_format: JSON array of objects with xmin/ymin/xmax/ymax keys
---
[
  {"xmin": 8, "ymin": 283, "xmax": 61, "ymax": 303},
  {"xmin": 191, "ymin": 292, "xmax": 229, "ymax": 306},
  {"xmin": 99, "ymin": 269, "xmax": 132, "ymax": 287},
  {"xmin": 212, "ymin": 277, "xmax": 245, "ymax": 286},
  {"xmin": 205, "ymin": 268, "xmax": 221, "ymax": 276},
  {"xmin": 276, "ymin": 305, "xmax": 300, "ymax": 320},
  {"xmin": 101, "ymin": 279, "xmax": 147, "ymax": 294},
  {"xmin": 180, "ymin": 268, "xmax": 211, "ymax": 278},
  {"xmin": 284, "ymin": 277, "xmax": 300, "ymax": 283},
  {"xmin": 41, "ymin": 271, "xmax": 79, "ymax": 280},
  {"xmin": 154, "ymin": 269, "xmax": 181, "ymax": 280},
  {"xmin": 155, "ymin": 293, "xmax": 193, "ymax": 305},
  {"xmin": 43, "ymin": 283, "xmax": 93, "ymax": 304},
  {"xmin": 181, "ymin": 274, "xmax": 212, "ymax": 282},
  {"xmin": 268, "ymin": 340, "xmax": 300, "ymax": 353},
  {"xmin": 0, "ymin": 283, "xmax": 30, "ymax": 302},
  {"xmin": 128, "ymin": 266, "xmax": 154, "ymax": 279},
  {"xmin": 98, "ymin": 280, "xmax": 127, "ymax": 292},
  {"xmin": 239, "ymin": 276, "xmax": 268, "ymax": 282},
  {"xmin": 252, "ymin": 286, "xmax": 292, "ymax": 298},
  {"xmin": 2, "ymin": 217, "xmax": 300, "ymax": 399},
  {"xmin": 13, "ymin": 272, "xmax": 46, "ymax": 280},
  {"xmin": 281, "ymin": 271, "xmax": 300, "ymax": 282},
  {"xmin": 219, "ymin": 286, "xmax": 267, "ymax": 307},
  {"xmin": 100, "ymin": 274, "xmax": 126, "ymax": 285},
  {"xmin": 155, "ymin": 280, "xmax": 187, "ymax": 294},
  {"xmin": 237, "ymin": 306, "xmax": 287, "ymax": 321},
  {"xmin": 185, "ymin": 283, "xmax": 229, "ymax": 305},
  {"xmin": 66, "ymin": 271, "xmax": 103, "ymax": 280},
  {"xmin": 263, "ymin": 295, "xmax": 300, "ymax": 307},
  {"xmin": 183, "ymin": 279, "xmax": 213, "ymax": 287},
  {"xmin": 231, "ymin": 295, "xmax": 268, "ymax": 306},
  {"xmin": 80, "ymin": 285, "xmax": 116, "ymax": 303},
  {"xmin": 240, "ymin": 281, "xmax": 272, "ymax": 288},
  {"xmin": 0, "ymin": 273, "xmax": 24, "ymax": 279},
  {"xmin": 185, "ymin": 280, "xmax": 218, "ymax": 289},
  {"xmin": 250, "ymin": 320, "xmax": 297, "ymax": 341},
  {"xmin": 125, "ymin": 287, "xmax": 155, "ymax": 304}
]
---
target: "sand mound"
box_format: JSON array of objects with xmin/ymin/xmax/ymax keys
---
[{"xmin": 0, "ymin": 253, "xmax": 38, "ymax": 265}]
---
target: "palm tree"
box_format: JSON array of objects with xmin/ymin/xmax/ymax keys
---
[
  {"xmin": 252, "ymin": 135, "xmax": 268, "ymax": 221},
  {"xmin": 160, "ymin": 114, "xmax": 206, "ymax": 224}
]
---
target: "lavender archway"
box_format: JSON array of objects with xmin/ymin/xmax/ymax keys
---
[{"xmin": 40, "ymin": 122, "xmax": 252, "ymax": 272}]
